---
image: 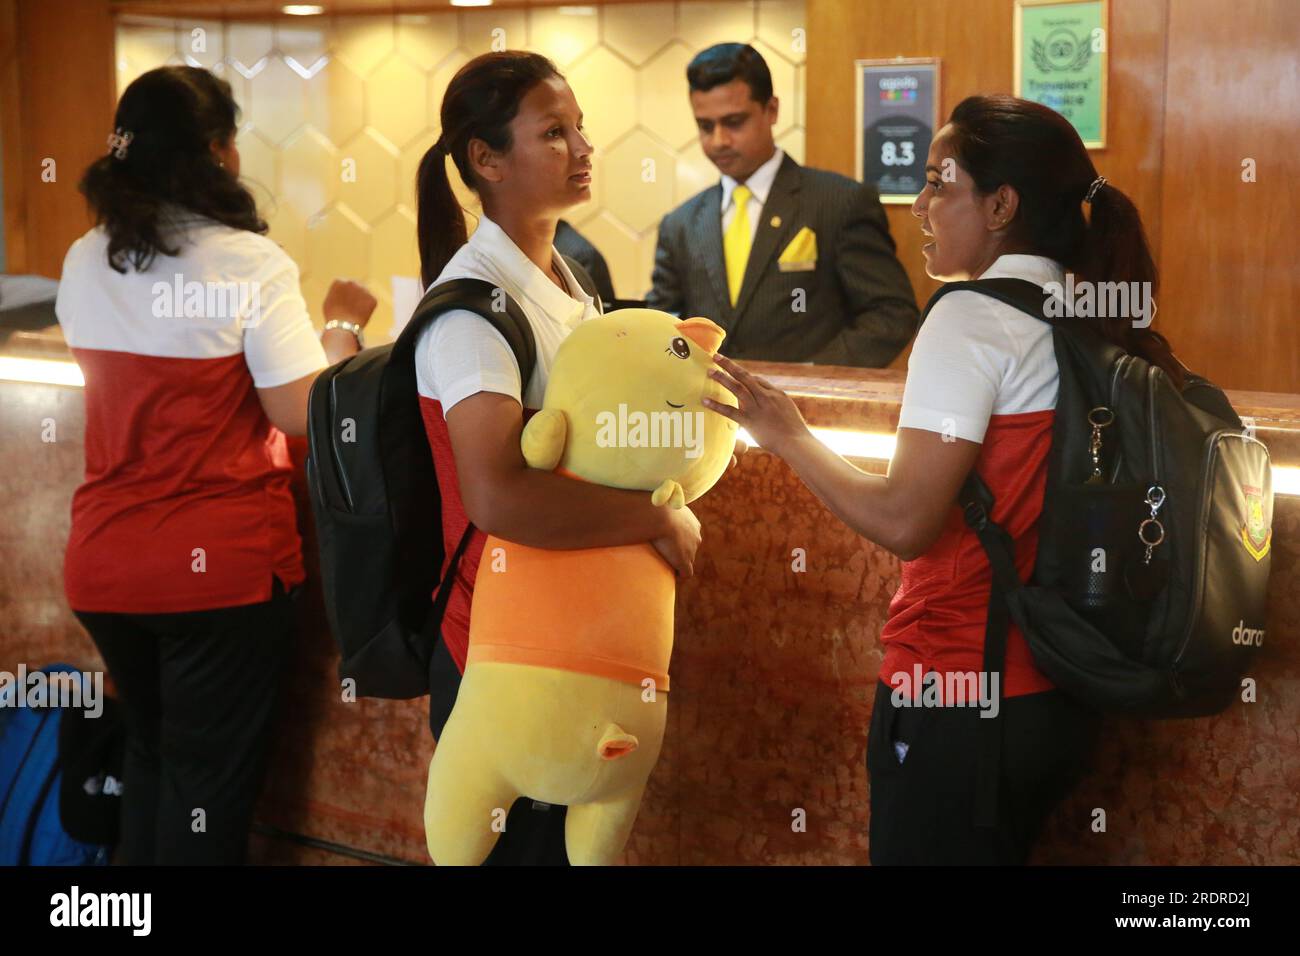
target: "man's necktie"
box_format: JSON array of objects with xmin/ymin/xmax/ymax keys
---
[{"xmin": 724, "ymin": 183, "xmax": 753, "ymax": 306}]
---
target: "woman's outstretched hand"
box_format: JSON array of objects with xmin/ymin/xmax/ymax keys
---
[{"xmin": 703, "ymin": 354, "xmax": 810, "ymax": 459}]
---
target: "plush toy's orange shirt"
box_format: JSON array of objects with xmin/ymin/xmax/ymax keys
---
[{"xmin": 466, "ymin": 534, "xmax": 675, "ymax": 692}]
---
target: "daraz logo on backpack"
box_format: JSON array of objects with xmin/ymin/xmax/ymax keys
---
[
  {"xmin": 1231, "ymin": 621, "xmax": 1264, "ymax": 647},
  {"xmin": 1239, "ymin": 485, "xmax": 1271, "ymax": 561}
]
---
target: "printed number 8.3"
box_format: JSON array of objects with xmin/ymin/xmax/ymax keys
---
[{"xmin": 881, "ymin": 141, "xmax": 915, "ymax": 167}]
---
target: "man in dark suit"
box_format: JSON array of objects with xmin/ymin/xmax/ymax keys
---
[{"xmin": 647, "ymin": 43, "xmax": 918, "ymax": 367}]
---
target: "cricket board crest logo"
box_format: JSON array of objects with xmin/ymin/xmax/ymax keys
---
[{"xmin": 1240, "ymin": 485, "xmax": 1271, "ymax": 562}]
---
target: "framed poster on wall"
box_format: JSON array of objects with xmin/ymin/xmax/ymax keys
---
[
  {"xmin": 854, "ymin": 58, "xmax": 941, "ymax": 204},
  {"xmin": 1014, "ymin": 0, "xmax": 1109, "ymax": 148}
]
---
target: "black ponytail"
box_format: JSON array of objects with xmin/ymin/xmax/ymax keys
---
[
  {"xmin": 1079, "ymin": 181, "xmax": 1182, "ymax": 386},
  {"xmin": 948, "ymin": 94, "xmax": 1184, "ymax": 388},
  {"xmin": 80, "ymin": 66, "xmax": 265, "ymax": 274},
  {"xmin": 417, "ymin": 51, "xmax": 562, "ymax": 288},
  {"xmin": 416, "ymin": 145, "xmax": 467, "ymax": 290}
]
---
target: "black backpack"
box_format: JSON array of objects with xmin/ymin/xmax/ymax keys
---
[
  {"xmin": 306, "ymin": 259, "xmax": 600, "ymax": 699},
  {"xmin": 933, "ymin": 277, "xmax": 1273, "ymax": 710},
  {"xmin": 925, "ymin": 279, "xmax": 1273, "ymax": 827}
]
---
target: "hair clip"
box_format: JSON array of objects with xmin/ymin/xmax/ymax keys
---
[
  {"xmin": 107, "ymin": 128, "xmax": 133, "ymax": 160},
  {"xmin": 1084, "ymin": 175, "xmax": 1107, "ymax": 204}
]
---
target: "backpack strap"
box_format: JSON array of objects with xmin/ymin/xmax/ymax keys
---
[
  {"xmin": 396, "ymin": 266, "xmax": 593, "ymax": 691},
  {"xmin": 419, "ymin": 521, "xmax": 475, "ymax": 688},
  {"xmin": 956, "ymin": 471, "xmax": 1027, "ymax": 831},
  {"xmin": 561, "ymin": 254, "xmax": 604, "ymax": 314},
  {"xmin": 926, "ymin": 277, "xmax": 1071, "ymax": 828},
  {"xmin": 392, "ymin": 277, "xmax": 538, "ymax": 387},
  {"xmin": 922, "ymin": 277, "xmax": 1061, "ymax": 327},
  {"xmin": 392, "ymin": 278, "xmax": 535, "ymax": 680},
  {"xmin": 19, "ymin": 749, "xmax": 61, "ymax": 866},
  {"xmin": 0, "ymin": 707, "xmax": 54, "ymax": 847}
]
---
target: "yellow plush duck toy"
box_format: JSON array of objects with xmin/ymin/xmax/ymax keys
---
[{"xmin": 424, "ymin": 309, "xmax": 738, "ymax": 865}]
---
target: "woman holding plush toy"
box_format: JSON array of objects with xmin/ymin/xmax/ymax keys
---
[
  {"xmin": 413, "ymin": 51, "xmax": 720, "ymax": 865},
  {"xmin": 706, "ymin": 95, "xmax": 1185, "ymax": 865}
]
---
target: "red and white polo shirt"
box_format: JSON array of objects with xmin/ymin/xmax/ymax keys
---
[
  {"xmin": 415, "ymin": 215, "xmax": 600, "ymax": 672},
  {"xmin": 881, "ymin": 253, "xmax": 1065, "ymax": 701},
  {"xmin": 56, "ymin": 218, "xmax": 327, "ymax": 613}
]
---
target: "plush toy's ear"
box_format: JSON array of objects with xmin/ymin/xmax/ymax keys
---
[{"xmin": 676, "ymin": 317, "xmax": 725, "ymax": 355}]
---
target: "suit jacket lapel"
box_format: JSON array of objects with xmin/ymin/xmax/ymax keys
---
[
  {"xmin": 692, "ymin": 184, "xmax": 730, "ymax": 326},
  {"xmin": 732, "ymin": 154, "xmax": 802, "ymax": 326}
]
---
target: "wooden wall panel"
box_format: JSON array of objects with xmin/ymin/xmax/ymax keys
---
[
  {"xmin": 2, "ymin": 0, "xmax": 116, "ymax": 279},
  {"xmin": 805, "ymin": 0, "xmax": 1170, "ymax": 331},
  {"xmin": 806, "ymin": 0, "xmax": 1298, "ymax": 393},
  {"xmin": 1157, "ymin": 0, "xmax": 1299, "ymax": 394},
  {"xmin": 0, "ymin": 1, "xmax": 29, "ymax": 273}
]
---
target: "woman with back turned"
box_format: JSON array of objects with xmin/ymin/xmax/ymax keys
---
[{"xmin": 57, "ymin": 66, "xmax": 375, "ymax": 864}]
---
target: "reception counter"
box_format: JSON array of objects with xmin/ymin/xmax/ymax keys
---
[{"xmin": 2, "ymin": 325, "xmax": 1297, "ymax": 865}]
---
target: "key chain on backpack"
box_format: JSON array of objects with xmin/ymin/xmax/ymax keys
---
[
  {"xmin": 1138, "ymin": 485, "xmax": 1166, "ymax": 564},
  {"xmin": 1085, "ymin": 406, "xmax": 1114, "ymax": 484}
]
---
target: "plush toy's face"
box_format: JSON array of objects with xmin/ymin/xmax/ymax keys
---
[{"xmin": 544, "ymin": 309, "xmax": 738, "ymax": 502}]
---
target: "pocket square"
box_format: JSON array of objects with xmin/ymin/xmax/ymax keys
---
[{"xmin": 777, "ymin": 227, "xmax": 817, "ymax": 272}]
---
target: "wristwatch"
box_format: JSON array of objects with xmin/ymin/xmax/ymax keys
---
[{"xmin": 323, "ymin": 319, "xmax": 365, "ymax": 349}]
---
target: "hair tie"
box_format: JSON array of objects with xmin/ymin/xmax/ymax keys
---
[
  {"xmin": 107, "ymin": 128, "xmax": 133, "ymax": 160},
  {"xmin": 1084, "ymin": 175, "xmax": 1107, "ymax": 204}
]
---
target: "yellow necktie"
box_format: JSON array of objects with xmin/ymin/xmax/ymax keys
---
[{"xmin": 724, "ymin": 184, "xmax": 753, "ymax": 306}]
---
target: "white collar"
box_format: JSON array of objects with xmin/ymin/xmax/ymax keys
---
[
  {"xmin": 721, "ymin": 146, "xmax": 785, "ymax": 212},
  {"xmin": 466, "ymin": 215, "xmax": 594, "ymax": 324},
  {"xmin": 978, "ymin": 253, "xmax": 1067, "ymax": 287}
]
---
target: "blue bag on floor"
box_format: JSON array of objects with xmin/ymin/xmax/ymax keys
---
[{"xmin": 0, "ymin": 664, "xmax": 109, "ymax": 865}]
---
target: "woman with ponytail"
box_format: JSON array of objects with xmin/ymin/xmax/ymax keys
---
[
  {"xmin": 703, "ymin": 95, "xmax": 1178, "ymax": 864},
  {"xmin": 413, "ymin": 51, "xmax": 708, "ymax": 865},
  {"xmin": 57, "ymin": 66, "xmax": 376, "ymax": 864}
]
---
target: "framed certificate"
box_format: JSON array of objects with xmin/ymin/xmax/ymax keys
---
[
  {"xmin": 854, "ymin": 58, "xmax": 941, "ymax": 204},
  {"xmin": 1014, "ymin": 0, "xmax": 1109, "ymax": 149}
]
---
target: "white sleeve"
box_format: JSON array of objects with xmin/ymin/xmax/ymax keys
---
[
  {"xmin": 241, "ymin": 252, "xmax": 328, "ymax": 388},
  {"xmin": 54, "ymin": 236, "xmax": 91, "ymax": 343},
  {"xmin": 417, "ymin": 308, "xmax": 522, "ymax": 416},
  {"xmin": 896, "ymin": 291, "xmax": 1011, "ymax": 444}
]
